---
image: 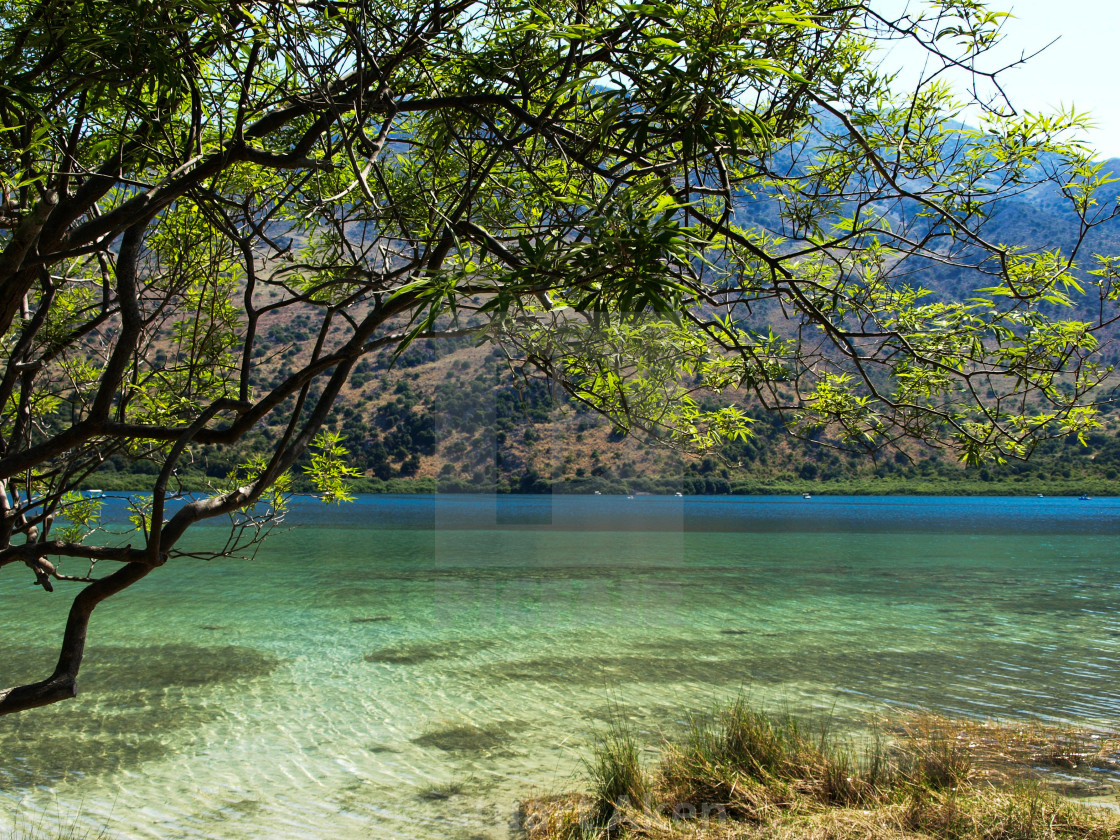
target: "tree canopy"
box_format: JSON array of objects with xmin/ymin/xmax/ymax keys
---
[{"xmin": 1, "ymin": 0, "xmax": 1117, "ymax": 714}]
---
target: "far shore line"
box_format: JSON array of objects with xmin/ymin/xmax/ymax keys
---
[{"xmin": 76, "ymin": 478, "xmax": 1119, "ymax": 498}]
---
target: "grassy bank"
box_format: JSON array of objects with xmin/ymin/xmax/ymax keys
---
[{"xmin": 519, "ymin": 700, "xmax": 1120, "ymax": 840}]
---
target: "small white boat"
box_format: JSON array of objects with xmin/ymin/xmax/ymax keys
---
[
  {"xmin": 803, "ymin": 493, "xmax": 812, "ymax": 500},
  {"xmin": 86, "ymin": 489, "xmax": 103, "ymax": 496},
  {"xmin": 675, "ymin": 492, "xmax": 683, "ymax": 497}
]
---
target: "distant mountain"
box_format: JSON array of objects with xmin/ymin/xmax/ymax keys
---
[{"xmin": 985, "ymin": 157, "xmax": 1120, "ymax": 258}]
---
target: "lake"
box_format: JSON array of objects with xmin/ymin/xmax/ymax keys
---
[{"xmin": 2, "ymin": 494, "xmax": 1119, "ymax": 839}]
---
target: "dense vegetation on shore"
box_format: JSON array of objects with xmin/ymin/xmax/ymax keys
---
[{"xmin": 520, "ymin": 700, "xmax": 1120, "ymax": 840}]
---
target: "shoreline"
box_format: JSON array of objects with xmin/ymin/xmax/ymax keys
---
[{"xmin": 77, "ymin": 476, "xmax": 1120, "ymax": 497}]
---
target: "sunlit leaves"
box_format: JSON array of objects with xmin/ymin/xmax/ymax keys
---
[
  {"xmin": 501, "ymin": 313, "xmax": 758, "ymax": 452},
  {"xmin": 303, "ymin": 430, "xmax": 361, "ymax": 504},
  {"xmin": 802, "ymin": 374, "xmax": 878, "ymax": 442},
  {"xmin": 228, "ymin": 455, "xmax": 292, "ymax": 515},
  {"xmin": 1090, "ymin": 256, "xmax": 1120, "ymax": 302},
  {"xmin": 127, "ymin": 495, "xmax": 153, "ymax": 535},
  {"xmin": 53, "ymin": 492, "xmax": 103, "ymax": 545}
]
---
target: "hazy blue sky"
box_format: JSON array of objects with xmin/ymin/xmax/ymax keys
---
[{"xmin": 878, "ymin": 0, "xmax": 1118, "ymax": 159}]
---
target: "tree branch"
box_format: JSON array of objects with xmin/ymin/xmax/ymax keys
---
[{"xmin": 0, "ymin": 562, "xmax": 152, "ymax": 715}]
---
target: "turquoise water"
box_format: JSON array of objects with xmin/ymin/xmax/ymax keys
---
[{"xmin": 2, "ymin": 495, "xmax": 1119, "ymax": 838}]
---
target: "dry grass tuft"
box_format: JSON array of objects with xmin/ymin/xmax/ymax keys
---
[
  {"xmin": 887, "ymin": 712, "xmax": 1120, "ymax": 796},
  {"xmin": 584, "ymin": 715, "xmax": 652, "ymax": 827},
  {"xmin": 518, "ymin": 794, "xmax": 594, "ymax": 840},
  {"xmin": 523, "ymin": 703, "xmax": 1120, "ymax": 840}
]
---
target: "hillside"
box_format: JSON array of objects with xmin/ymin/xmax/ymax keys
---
[
  {"xmin": 92, "ymin": 327, "xmax": 1120, "ymax": 496},
  {"xmin": 91, "ymin": 147, "xmax": 1120, "ymax": 498}
]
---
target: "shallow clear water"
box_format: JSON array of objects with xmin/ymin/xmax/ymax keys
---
[{"xmin": 2, "ymin": 495, "xmax": 1120, "ymax": 838}]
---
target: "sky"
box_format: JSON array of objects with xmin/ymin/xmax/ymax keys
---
[{"xmin": 877, "ymin": 0, "xmax": 1119, "ymax": 159}]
